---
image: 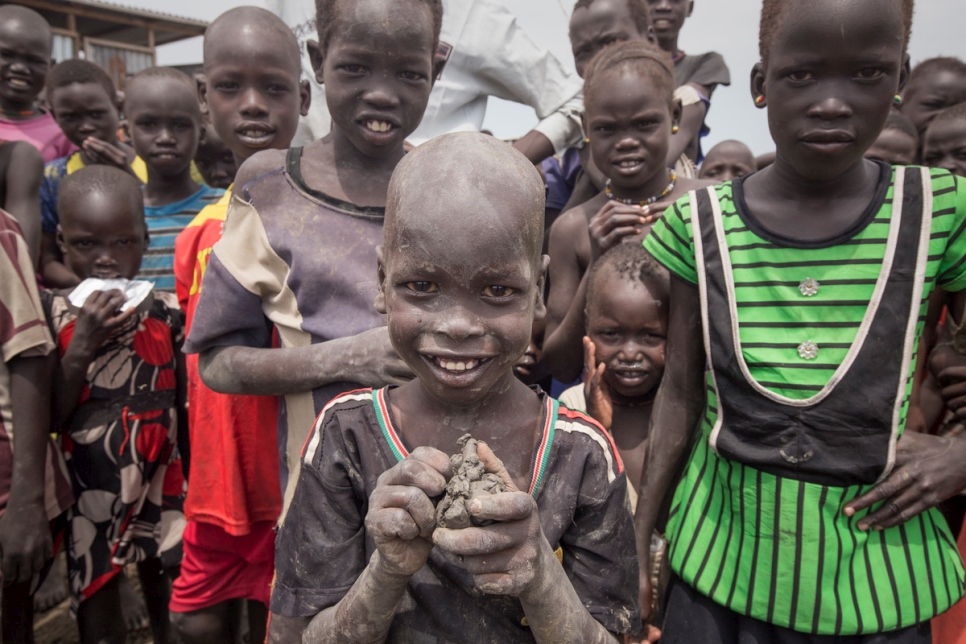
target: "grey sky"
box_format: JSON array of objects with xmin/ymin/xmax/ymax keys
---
[{"xmin": 150, "ymin": 0, "xmax": 966, "ymax": 155}]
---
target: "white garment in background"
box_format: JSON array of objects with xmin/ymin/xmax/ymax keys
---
[{"xmin": 262, "ymin": 0, "xmax": 584, "ymax": 152}]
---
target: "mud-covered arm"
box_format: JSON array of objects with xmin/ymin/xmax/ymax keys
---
[
  {"xmin": 633, "ymin": 276, "xmax": 705, "ymax": 618},
  {"xmin": 198, "ymin": 326, "xmax": 411, "ymax": 396}
]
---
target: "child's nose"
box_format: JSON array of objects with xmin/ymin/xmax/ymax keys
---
[
  {"xmin": 433, "ymin": 308, "xmax": 485, "ymax": 340},
  {"xmin": 362, "ymin": 84, "xmax": 400, "ymax": 110},
  {"xmin": 239, "ymin": 87, "xmax": 268, "ymax": 117},
  {"xmin": 808, "ymin": 95, "xmax": 853, "ymax": 121}
]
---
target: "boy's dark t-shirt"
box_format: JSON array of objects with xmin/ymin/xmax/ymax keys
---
[
  {"xmin": 272, "ymin": 387, "xmax": 641, "ymax": 641},
  {"xmin": 674, "ymin": 52, "xmax": 731, "ymax": 93},
  {"xmin": 182, "ymin": 148, "xmax": 387, "ymax": 514}
]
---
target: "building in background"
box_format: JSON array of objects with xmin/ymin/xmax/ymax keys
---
[{"xmin": 3, "ymin": 0, "xmax": 206, "ymax": 90}]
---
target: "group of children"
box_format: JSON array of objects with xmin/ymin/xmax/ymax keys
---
[{"xmin": 3, "ymin": 0, "xmax": 966, "ymax": 642}]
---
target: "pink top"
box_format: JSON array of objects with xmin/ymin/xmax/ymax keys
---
[{"xmin": 0, "ymin": 112, "xmax": 76, "ymax": 163}]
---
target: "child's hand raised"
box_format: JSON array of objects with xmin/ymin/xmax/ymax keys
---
[
  {"xmin": 582, "ymin": 336, "xmax": 612, "ymax": 430},
  {"xmin": 82, "ymin": 138, "xmax": 136, "ymax": 178},
  {"xmin": 366, "ymin": 447, "xmax": 452, "ymax": 577},
  {"xmin": 433, "ymin": 442, "xmax": 549, "ymax": 597},
  {"xmin": 589, "ymin": 201, "xmax": 653, "ymax": 264},
  {"xmin": 72, "ymin": 289, "xmax": 137, "ymax": 355}
]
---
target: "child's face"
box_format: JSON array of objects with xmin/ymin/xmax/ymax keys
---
[
  {"xmin": 201, "ymin": 28, "xmax": 308, "ymax": 163},
  {"xmin": 57, "ymin": 194, "xmax": 148, "ymax": 281},
  {"xmin": 569, "ymin": 0, "xmax": 651, "ymax": 79},
  {"xmin": 311, "ymin": 0, "xmax": 436, "ymax": 159},
  {"xmin": 904, "ymin": 70, "xmax": 966, "ymax": 136},
  {"xmin": 585, "ymin": 69, "xmax": 676, "ymax": 192},
  {"xmin": 126, "ymin": 79, "xmax": 201, "ymax": 179},
  {"xmin": 758, "ymin": 0, "xmax": 905, "ymax": 181},
  {"xmin": 378, "ymin": 194, "xmax": 545, "ymax": 407},
  {"xmin": 513, "ymin": 319, "xmax": 545, "ymax": 385},
  {"xmin": 865, "ymin": 127, "xmax": 918, "ymax": 166},
  {"xmin": 194, "ymin": 123, "xmax": 237, "ymax": 190},
  {"xmin": 49, "ymin": 82, "xmax": 119, "ymax": 148},
  {"xmin": 923, "ymin": 119, "xmax": 966, "ymax": 178},
  {"xmin": 0, "ymin": 16, "xmax": 49, "ymax": 109},
  {"xmin": 587, "ymin": 273, "xmax": 667, "ymax": 399},
  {"xmin": 699, "ymin": 143, "xmax": 756, "ymax": 182},
  {"xmin": 645, "ymin": 0, "xmax": 692, "ymax": 43}
]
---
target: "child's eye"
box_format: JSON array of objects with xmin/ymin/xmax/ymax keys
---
[
  {"xmin": 267, "ymin": 84, "xmax": 291, "ymax": 94},
  {"xmin": 856, "ymin": 68, "xmax": 883, "ymax": 80},
  {"xmin": 787, "ymin": 70, "xmax": 814, "ymax": 82},
  {"xmin": 340, "ymin": 64, "xmax": 366, "ymax": 75},
  {"xmin": 89, "ymin": 111, "xmax": 105, "ymax": 120},
  {"xmin": 406, "ymin": 281, "xmax": 437, "ymax": 293},
  {"xmin": 399, "ymin": 71, "xmax": 425, "ymax": 82},
  {"xmin": 215, "ymin": 81, "xmax": 239, "ymax": 92},
  {"xmin": 116, "ymin": 239, "xmax": 134, "ymax": 246},
  {"xmin": 482, "ymin": 285, "xmax": 515, "ymax": 298}
]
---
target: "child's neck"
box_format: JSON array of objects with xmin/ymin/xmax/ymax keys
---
[
  {"xmin": 305, "ymin": 128, "xmax": 406, "ymax": 208},
  {"xmin": 143, "ymin": 167, "xmax": 200, "ymax": 208},
  {"xmin": 0, "ymin": 98, "xmax": 41, "ymax": 121},
  {"xmin": 760, "ymin": 154, "xmax": 879, "ymax": 205},
  {"xmin": 609, "ymin": 167, "xmax": 674, "ymax": 205},
  {"xmin": 657, "ymin": 34, "xmax": 682, "ymax": 61}
]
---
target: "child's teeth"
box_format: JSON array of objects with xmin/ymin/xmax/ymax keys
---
[
  {"xmin": 366, "ymin": 120, "xmax": 391, "ymax": 133},
  {"xmin": 436, "ymin": 358, "xmax": 480, "ymax": 372}
]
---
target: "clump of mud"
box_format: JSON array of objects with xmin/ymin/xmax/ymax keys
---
[{"xmin": 436, "ymin": 434, "xmax": 505, "ymax": 529}]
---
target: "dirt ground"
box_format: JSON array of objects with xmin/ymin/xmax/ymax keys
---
[{"xmin": 34, "ymin": 560, "xmax": 153, "ymax": 644}]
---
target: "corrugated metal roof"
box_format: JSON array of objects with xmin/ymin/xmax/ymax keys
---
[{"xmin": 66, "ymin": 0, "xmax": 208, "ymax": 29}]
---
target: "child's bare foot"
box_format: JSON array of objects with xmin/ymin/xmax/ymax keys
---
[
  {"xmin": 118, "ymin": 570, "xmax": 150, "ymax": 632},
  {"xmin": 33, "ymin": 551, "xmax": 67, "ymax": 612}
]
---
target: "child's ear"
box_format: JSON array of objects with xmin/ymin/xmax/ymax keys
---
[
  {"xmin": 645, "ymin": 25, "xmax": 658, "ymax": 46},
  {"xmin": 307, "ymin": 39, "xmax": 325, "ymax": 86},
  {"xmin": 898, "ymin": 53, "xmax": 911, "ymax": 95},
  {"xmin": 142, "ymin": 228, "xmax": 150, "ymax": 250},
  {"xmin": 671, "ymin": 98, "xmax": 683, "ymax": 130},
  {"xmin": 533, "ymin": 255, "xmax": 551, "ymax": 322},
  {"xmin": 687, "ymin": 0, "xmax": 694, "ymax": 18},
  {"xmin": 55, "ymin": 225, "xmax": 66, "ymax": 256},
  {"xmin": 375, "ymin": 246, "xmax": 388, "ymax": 314},
  {"xmin": 299, "ymin": 79, "xmax": 312, "ymax": 117},
  {"xmin": 196, "ymin": 74, "xmax": 209, "ymax": 118},
  {"xmin": 750, "ymin": 62, "xmax": 767, "ymax": 109},
  {"xmin": 432, "ymin": 59, "xmax": 447, "ymax": 86}
]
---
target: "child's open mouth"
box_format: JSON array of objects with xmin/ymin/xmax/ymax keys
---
[
  {"xmin": 365, "ymin": 120, "xmax": 394, "ymax": 133},
  {"xmin": 421, "ymin": 353, "xmax": 494, "ymax": 386},
  {"xmin": 6, "ymin": 77, "xmax": 30, "ymax": 89}
]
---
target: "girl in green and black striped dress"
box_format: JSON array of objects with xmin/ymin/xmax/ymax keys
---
[{"xmin": 639, "ymin": 0, "xmax": 966, "ymax": 642}]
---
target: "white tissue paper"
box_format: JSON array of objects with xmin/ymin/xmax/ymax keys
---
[{"xmin": 68, "ymin": 278, "xmax": 154, "ymax": 312}]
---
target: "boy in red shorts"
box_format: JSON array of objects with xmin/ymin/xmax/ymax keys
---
[{"xmin": 169, "ymin": 8, "xmax": 310, "ymax": 644}]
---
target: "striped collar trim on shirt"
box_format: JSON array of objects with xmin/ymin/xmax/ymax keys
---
[{"xmin": 371, "ymin": 387, "xmax": 559, "ymax": 498}]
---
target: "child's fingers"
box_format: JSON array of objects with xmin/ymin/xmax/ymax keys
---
[
  {"xmin": 857, "ymin": 485, "xmax": 926, "ymax": 530},
  {"xmin": 369, "ymin": 485, "xmax": 437, "ymax": 537},
  {"xmin": 475, "ymin": 441, "xmax": 517, "ymax": 492},
  {"xmin": 468, "ymin": 490, "xmax": 533, "ymax": 523},
  {"xmin": 844, "ymin": 466, "xmax": 915, "ymax": 516},
  {"xmin": 367, "ymin": 506, "xmax": 422, "ymax": 542},
  {"xmin": 377, "ymin": 451, "xmax": 450, "ymax": 495},
  {"xmin": 433, "ymin": 519, "xmax": 524, "ymax": 555},
  {"xmin": 107, "ymin": 306, "xmax": 138, "ymax": 328}
]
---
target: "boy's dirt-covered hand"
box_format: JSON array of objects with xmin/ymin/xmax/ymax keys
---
[
  {"xmin": 433, "ymin": 441, "xmax": 545, "ymax": 596},
  {"xmin": 845, "ymin": 430, "xmax": 966, "ymax": 530},
  {"xmin": 0, "ymin": 500, "xmax": 51, "ymax": 585},
  {"xmin": 366, "ymin": 446, "xmax": 452, "ymax": 577},
  {"xmin": 72, "ymin": 290, "xmax": 136, "ymax": 356},
  {"xmin": 583, "ymin": 336, "xmax": 613, "ymax": 430},
  {"xmin": 340, "ymin": 326, "xmax": 414, "ymax": 388},
  {"xmin": 588, "ymin": 201, "xmax": 652, "ymax": 264}
]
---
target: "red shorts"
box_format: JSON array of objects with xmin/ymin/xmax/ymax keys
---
[{"xmin": 169, "ymin": 520, "xmax": 275, "ymax": 613}]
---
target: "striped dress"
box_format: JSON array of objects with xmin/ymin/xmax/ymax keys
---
[{"xmin": 644, "ymin": 165, "xmax": 966, "ymax": 635}]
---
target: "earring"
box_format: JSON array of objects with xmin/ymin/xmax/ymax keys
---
[
  {"xmin": 755, "ymin": 95, "xmax": 766, "ymax": 105},
  {"xmin": 584, "ymin": 137, "xmax": 590, "ymax": 144},
  {"xmin": 671, "ymin": 125, "xmax": 680, "ymax": 134},
  {"xmin": 894, "ymin": 94, "xmax": 904, "ymax": 106}
]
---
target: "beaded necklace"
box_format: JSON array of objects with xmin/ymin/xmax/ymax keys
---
[
  {"xmin": 1, "ymin": 106, "xmax": 40, "ymax": 118},
  {"xmin": 604, "ymin": 169, "xmax": 677, "ymax": 207}
]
